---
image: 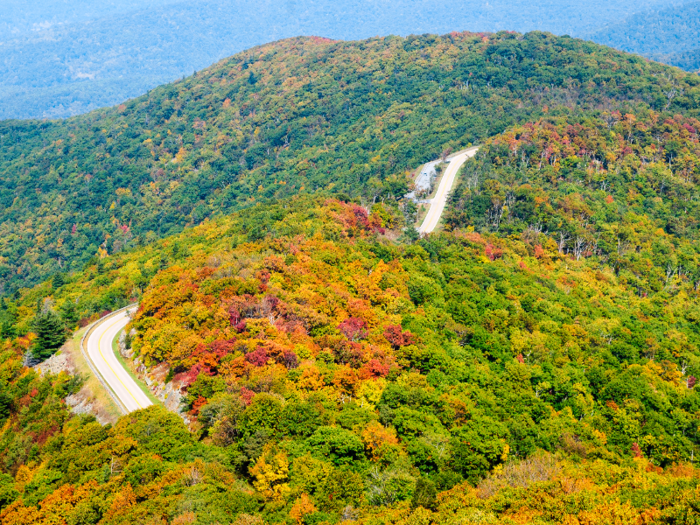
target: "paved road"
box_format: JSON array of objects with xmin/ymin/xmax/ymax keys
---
[
  {"xmin": 86, "ymin": 307, "xmax": 152, "ymax": 413},
  {"xmin": 418, "ymin": 146, "xmax": 480, "ymax": 234}
]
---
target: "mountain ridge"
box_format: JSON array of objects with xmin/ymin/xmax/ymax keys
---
[
  {"xmin": 2, "ymin": 31, "xmax": 698, "ymax": 295},
  {"xmin": 0, "ymin": 0, "xmax": 685, "ymax": 119}
]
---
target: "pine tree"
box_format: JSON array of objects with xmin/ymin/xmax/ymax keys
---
[
  {"xmin": 52, "ymin": 272, "xmax": 65, "ymax": 289},
  {"xmin": 59, "ymin": 300, "xmax": 79, "ymax": 329},
  {"xmin": 33, "ymin": 310, "xmax": 66, "ymax": 360}
]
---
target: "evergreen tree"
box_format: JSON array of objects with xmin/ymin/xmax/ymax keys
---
[
  {"xmin": 0, "ymin": 299, "xmax": 17, "ymax": 340},
  {"xmin": 52, "ymin": 272, "xmax": 65, "ymax": 289},
  {"xmin": 0, "ymin": 322, "xmax": 15, "ymax": 340},
  {"xmin": 33, "ymin": 310, "xmax": 66, "ymax": 360},
  {"xmin": 59, "ymin": 300, "xmax": 79, "ymax": 329}
]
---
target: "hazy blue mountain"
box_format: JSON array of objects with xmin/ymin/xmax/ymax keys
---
[
  {"xmin": 0, "ymin": 0, "xmax": 180, "ymax": 39},
  {"xmin": 651, "ymin": 48, "xmax": 700, "ymax": 72},
  {"xmin": 591, "ymin": 1, "xmax": 700, "ymax": 56},
  {"xmin": 0, "ymin": 0, "xmax": 683, "ymax": 119}
]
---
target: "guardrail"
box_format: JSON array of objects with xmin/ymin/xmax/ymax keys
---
[{"xmin": 79, "ymin": 303, "xmax": 138, "ymax": 415}]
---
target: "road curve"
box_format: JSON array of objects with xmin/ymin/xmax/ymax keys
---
[
  {"xmin": 418, "ymin": 146, "xmax": 480, "ymax": 234},
  {"xmin": 86, "ymin": 307, "xmax": 152, "ymax": 413}
]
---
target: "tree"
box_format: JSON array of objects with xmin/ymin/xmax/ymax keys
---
[
  {"xmin": 52, "ymin": 273, "xmax": 65, "ymax": 289},
  {"xmin": 249, "ymin": 444, "xmax": 290, "ymax": 501},
  {"xmin": 305, "ymin": 427, "xmax": 365, "ymax": 467},
  {"xmin": 32, "ymin": 310, "xmax": 66, "ymax": 360},
  {"xmin": 411, "ymin": 477, "xmax": 437, "ymax": 510},
  {"xmin": 59, "ymin": 300, "xmax": 79, "ymax": 329},
  {"xmin": 0, "ymin": 473, "xmax": 18, "ymax": 510}
]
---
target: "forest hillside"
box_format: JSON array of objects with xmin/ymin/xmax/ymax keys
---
[
  {"xmin": 2, "ymin": 31, "xmax": 699, "ymax": 295},
  {"xmin": 591, "ymin": 1, "xmax": 700, "ymax": 72},
  {"xmin": 2, "ymin": 30, "xmax": 700, "ymax": 525},
  {"xmin": 3, "ymin": 106, "xmax": 700, "ymax": 522}
]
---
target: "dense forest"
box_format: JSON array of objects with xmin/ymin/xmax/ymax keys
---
[
  {"xmin": 3, "ymin": 182, "xmax": 700, "ymax": 522},
  {"xmin": 652, "ymin": 48, "xmax": 700, "ymax": 75},
  {"xmin": 592, "ymin": 1, "xmax": 700, "ymax": 56},
  {"xmin": 3, "ymin": 29, "xmax": 700, "ymax": 524},
  {"xmin": 2, "ymin": 31, "xmax": 699, "ymax": 295},
  {"xmin": 0, "ymin": 0, "xmax": 681, "ymax": 119}
]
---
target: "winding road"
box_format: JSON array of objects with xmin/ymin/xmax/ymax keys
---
[
  {"xmin": 418, "ymin": 146, "xmax": 480, "ymax": 234},
  {"xmin": 84, "ymin": 307, "xmax": 152, "ymax": 414},
  {"xmin": 82, "ymin": 148, "xmax": 478, "ymax": 413}
]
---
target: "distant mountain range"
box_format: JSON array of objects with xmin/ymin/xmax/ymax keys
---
[
  {"xmin": 0, "ymin": 0, "xmax": 689, "ymax": 120},
  {"xmin": 591, "ymin": 1, "xmax": 700, "ymax": 72}
]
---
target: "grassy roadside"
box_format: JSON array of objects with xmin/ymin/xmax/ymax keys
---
[
  {"xmin": 111, "ymin": 329, "xmax": 163, "ymax": 407},
  {"xmin": 64, "ymin": 327, "xmax": 122, "ymax": 423}
]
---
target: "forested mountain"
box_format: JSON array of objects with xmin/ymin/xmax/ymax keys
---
[
  {"xmin": 0, "ymin": 0, "xmax": 681, "ymax": 119},
  {"xmin": 653, "ymin": 48, "xmax": 700, "ymax": 73},
  {"xmin": 0, "ymin": 0, "xmax": 178, "ymax": 39},
  {"xmin": 2, "ymin": 31, "xmax": 699, "ymax": 296},
  {"xmin": 591, "ymin": 1, "xmax": 700, "ymax": 72},
  {"xmin": 592, "ymin": 1, "xmax": 700, "ymax": 56},
  {"xmin": 4, "ymin": 110, "xmax": 700, "ymax": 520},
  {"xmin": 3, "ymin": 29, "xmax": 700, "ymax": 524}
]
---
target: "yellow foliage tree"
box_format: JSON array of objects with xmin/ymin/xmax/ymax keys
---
[
  {"xmin": 105, "ymin": 482, "xmax": 137, "ymax": 520},
  {"xmin": 249, "ymin": 444, "xmax": 291, "ymax": 501},
  {"xmin": 361, "ymin": 420, "xmax": 401, "ymax": 461}
]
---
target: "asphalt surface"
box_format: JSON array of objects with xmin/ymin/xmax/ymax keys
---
[
  {"xmin": 417, "ymin": 146, "xmax": 480, "ymax": 234},
  {"xmin": 86, "ymin": 307, "xmax": 152, "ymax": 413}
]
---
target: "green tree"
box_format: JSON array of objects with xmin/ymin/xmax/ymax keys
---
[
  {"xmin": 305, "ymin": 426, "xmax": 365, "ymax": 467},
  {"xmin": 59, "ymin": 300, "xmax": 79, "ymax": 329},
  {"xmin": 0, "ymin": 473, "xmax": 18, "ymax": 510},
  {"xmin": 32, "ymin": 310, "xmax": 67, "ymax": 360},
  {"xmin": 52, "ymin": 272, "xmax": 65, "ymax": 289},
  {"xmin": 411, "ymin": 477, "xmax": 437, "ymax": 510}
]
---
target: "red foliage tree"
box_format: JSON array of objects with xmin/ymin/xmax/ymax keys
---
[
  {"xmin": 383, "ymin": 325, "xmax": 415, "ymax": 349},
  {"xmin": 361, "ymin": 359, "xmax": 390, "ymax": 378},
  {"xmin": 246, "ymin": 347, "xmax": 269, "ymax": 367},
  {"xmin": 632, "ymin": 442, "xmax": 643, "ymax": 458},
  {"xmin": 240, "ymin": 387, "xmax": 255, "ymax": 405},
  {"xmin": 352, "ymin": 205, "xmax": 370, "ymax": 228},
  {"xmin": 485, "ymin": 244, "xmax": 503, "ymax": 261},
  {"xmin": 210, "ymin": 338, "xmax": 237, "ymax": 359},
  {"xmin": 338, "ymin": 317, "xmax": 367, "ymax": 341},
  {"xmin": 229, "ymin": 308, "xmax": 247, "ymax": 333},
  {"xmin": 282, "ymin": 350, "xmax": 299, "ymax": 369}
]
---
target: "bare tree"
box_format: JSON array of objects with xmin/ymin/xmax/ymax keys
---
[
  {"xmin": 664, "ymin": 86, "xmax": 684, "ymax": 110},
  {"xmin": 487, "ymin": 201, "xmax": 506, "ymax": 231},
  {"xmin": 573, "ymin": 236, "xmax": 586, "ymax": 260},
  {"xmin": 557, "ymin": 231, "xmax": 570, "ymax": 254}
]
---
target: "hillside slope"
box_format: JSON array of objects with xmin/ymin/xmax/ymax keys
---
[
  {"xmin": 2, "ymin": 31, "xmax": 700, "ymax": 295},
  {"xmin": 3, "ymin": 113, "xmax": 700, "ymax": 520}
]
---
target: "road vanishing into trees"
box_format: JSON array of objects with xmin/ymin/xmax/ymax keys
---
[
  {"xmin": 84, "ymin": 306, "xmax": 152, "ymax": 414},
  {"xmin": 82, "ymin": 148, "xmax": 478, "ymax": 413},
  {"xmin": 418, "ymin": 146, "xmax": 480, "ymax": 234}
]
